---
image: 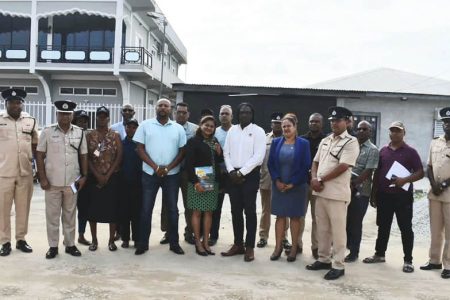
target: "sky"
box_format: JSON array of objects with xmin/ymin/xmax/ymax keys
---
[{"xmin": 157, "ymin": 0, "xmax": 450, "ymax": 88}]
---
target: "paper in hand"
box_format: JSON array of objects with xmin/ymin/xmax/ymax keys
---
[{"xmin": 385, "ymin": 161, "xmax": 411, "ymax": 191}]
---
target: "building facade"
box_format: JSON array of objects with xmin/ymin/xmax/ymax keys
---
[{"xmin": 0, "ymin": 0, "xmax": 187, "ymax": 125}]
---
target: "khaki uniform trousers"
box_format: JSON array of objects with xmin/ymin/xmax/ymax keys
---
[
  {"xmin": 0, "ymin": 174, "xmax": 33, "ymax": 244},
  {"xmin": 429, "ymin": 199, "xmax": 450, "ymax": 269},
  {"xmin": 45, "ymin": 186, "xmax": 77, "ymax": 247},
  {"xmin": 258, "ymin": 188, "xmax": 289, "ymax": 240},
  {"xmin": 316, "ymin": 196, "xmax": 348, "ymax": 270},
  {"xmin": 298, "ymin": 187, "xmax": 318, "ymax": 250}
]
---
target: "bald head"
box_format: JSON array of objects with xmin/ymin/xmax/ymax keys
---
[{"xmin": 157, "ymin": 98, "xmax": 171, "ymax": 106}]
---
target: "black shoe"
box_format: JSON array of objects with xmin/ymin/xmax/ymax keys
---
[
  {"xmin": 135, "ymin": 247, "xmax": 147, "ymax": 255},
  {"xmin": 108, "ymin": 241, "xmax": 118, "ymax": 251},
  {"xmin": 170, "ymin": 244, "xmax": 185, "ymax": 255},
  {"xmin": 324, "ymin": 268, "xmax": 345, "ymax": 280},
  {"xmin": 160, "ymin": 234, "xmax": 170, "ymax": 245},
  {"xmin": 285, "ymin": 245, "xmax": 302, "ymax": 256},
  {"xmin": 195, "ymin": 246, "xmax": 208, "ymax": 256},
  {"xmin": 65, "ymin": 246, "xmax": 81, "ymax": 257},
  {"xmin": 208, "ymin": 238, "xmax": 217, "ymax": 246},
  {"xmin": 184, "ymin": 234, "xmax": 195, "ymax": 245},
  {"xmin": 16, "ymin": 240, "xmax": 32, "ymax": 253},
  {"xmin": 0, "ymin": 242, "xmax": 11, "ymax": 256},
  {"xmin": 270, "ymin": 248, "xmax": 283, "ymax": 261},
  {"xmin": 442, "ymin": 269, "xmax": 450, "ymax": 279},
  {"xmin": 88, "ymin": 241, "xmax": 98, "ymax": 252},
  {"xmin": 282, "ymin": 239, "xmax": 292, "ymax": 250},
  {"xmin": 121, "ymin": 241, "xmax": 130, "ymax": 248},
  {"xmin": 344, "ymin": 253, "xmax": 358, "ymax": 263},
  {"xmin": 420, "ymin": 262, "xmax": 442, "ymax": 270},
  {"xmin": 77, "ymin": 237, "xmax": 91, "ymax": 246},
  {"xmin": 45, "ymin": 247, "xmax": 58, "ymax": 259},
  {"xmin": 312, "ymin": 248, "xmax": 319, "ymax": 260},
  {"xmin": 306, "ymin": 261, "xmax": 332, "ymax": 271},
  {"xmin": 257, "ymin": 239, "xmax": 267, "ymax": 248},
  {"xmin": 205, "ymin": 249, "xmax": 215, "ymax": 256},
  {"xmin": 287, "ymin": 255, "xmax": 297, "ymax": 262}
]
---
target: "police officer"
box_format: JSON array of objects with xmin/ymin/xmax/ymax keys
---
[
  {"xmin": 0, "ymin": 88, "xmax": 38, "ymax": 256},
  {"xmin": 306, "ymin": 106, "xmax": 359, "ymax": 280},
  {"xmin": 36, "ymin": 100, "xmax": 88, "ymax": 259},
  {"xmin": 421, "ymin": 107, "xmax": 450, "ymax": 279}
]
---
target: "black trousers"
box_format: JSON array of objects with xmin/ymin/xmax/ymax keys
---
[
  {"xmin": 346, "ymin": 193, "xmax": 369, "ymax": 255},
  {"xmin": 375, "ymin": 191, "xmax": 414, "ymax": 262},
  {"xmin": 119, "ymin": 180, "xmax": 142, "ymax": 242},
  {"xmin": 229, "ymin": 168, "xmax": 260, "ymax": 248},
  {"xmin": 210, "ymin": 192, "xmax": 225, "ymax": 240}
]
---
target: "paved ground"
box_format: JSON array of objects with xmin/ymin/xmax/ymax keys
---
[{"xmin": 1, "ymin": 179, "xmax": 450, "ymax": 299}]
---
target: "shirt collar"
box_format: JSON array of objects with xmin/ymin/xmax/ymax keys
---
[
  {"xmin": 3, "ymin": 111, "xmax": 28, "ymax": 120},
  {"xmin": 331, "ymin": 130, "xmax": 348, "ymax": 140},
  {"xmin": 54, "ymin": 123, "xmax": 74, "ymax": 132},
  {"xmin": 151, "ymin": 118, "xmax": 174, "ymax": 126}
]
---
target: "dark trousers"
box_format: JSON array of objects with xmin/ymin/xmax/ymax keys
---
[
  {"xmin": 161, "ymin": 170, "xmax": 193, "ymax": 237},
  {"xmin": 138, "ymin": 172, "xmax": 180, "ymax": 249},
  {"xmin": 229, "ymin": 168, "xmax": 260, "ymax": 248},
  {"xmin": 210, "ymin": 191, "xmax": 226, "ymax": 240},
  {"xmin": 119, "ymin": 180, "xmax": 142, "ymax": 242},
  {"xmin": 346, "ymin": 193, "xmax": 369, "ymax": 255},
  {"xmin": 375, "ymin": 191, "xmax": 414, "ymax": 262},
  {"xmin": 77, "ymin": 188, "xmax": 89, "ymax": 234}
]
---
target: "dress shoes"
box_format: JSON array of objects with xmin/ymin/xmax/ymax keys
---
[
  {"xmin": 324, "ymin": 268, "xmax": 345, "ymax": 280},
  {"xmin": 0, "ymin": 242, "xmax": 11, "ymax": 256},
  {"xmin": 282, "ymin": 239, "xmax": 292, "ymax": 250},
  {"xmin": 121, "ymin": 241, "xmax": 130, "ymax": 248},
  {"xmin": 285, "ymin": 245, "xmax": 302, "ymax": 256},
  {"xmin": 184, "ymin": 234, "xmax": 195, "ymax": 245},
  {"xmin": 16, "ymin": 240, "xmax": 33, "ymax": 253},
  {"xmin": 344, "ymin": 253, "xmax": 358, "ymax": 263},
  {"xmin": 65, "ymin": 246, "xmax": 81, "ymax": 257},
  {"xmin": 306, "ymin": 261, "xmax": 332, "ymax": 271},
  {"xmin": 420, "ymin": 262, "xmax": 442, "ymax": 270},
  {"xmin": 205, "ymin": 249, "xmax": 215, "ymax": 256},
  {"xmin": 208, "ymin": 239, "xmax": 217, "ymax": 246},
  {"xmin": 270, "ymin": 248, "xmax": 283, "ymax": 261},
  {"xmin": 46, "ymin": 247, "xmax": 58, "ymax": 259},
  {"xmin": 135, "ymin": 247, "xmax": 147, "ymax": 255},
  {"xmin": 312, "ymin": 248, "xmax": 319, "ymax": 260},
  {"xmin": 256, "ymin": 239, "xmax": 267, "ymax": 248},
  {"xmin": 244, "ymin": 248, "xmax": 255, "ymax": 262},
  {"xmin": 441, "ymin": 269, "xmax": 450, "ymax": 279},
  {"xmin": 77, "ymin": 237, "xmax": 91, "ymax": 246},
  {"xmin": 170, "ymin": 244, "xmax": 185, "ymax": 255},
  {"xmin": 160, "ymin": 234, "xmax": 170, "ymax": 245},
  {"xmin": 221, "ymin": 244, "xmax": 245, "ymax": 257},
  {"xmin": 108, "ymin": 242, "xmax": 118, "ymax": 251}
]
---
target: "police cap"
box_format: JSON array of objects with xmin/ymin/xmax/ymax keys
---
[
  {"xmin": 271, "ymin": 112, "xmax": 283, "ymax": 123},
  {"xmin": 328, "ymin": 106, "xmax": 353, "ymax": 120},
  {"xmin": 439, "ymin": 107, "xmax": 450, "ymax": 120},
  {"xmin": 1, "ymin": 88, "xmax": 27, "ymax": 102},
  {"xmin": 54, "ymin": 100, "xmax": 76, "ymax": 113}
]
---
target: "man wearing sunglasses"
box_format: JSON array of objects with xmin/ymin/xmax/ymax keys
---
[
  {"xmin": 307, "ymin": 106, "xmax": 359, "ymax": 280},
  {"xmin": 111, "ymin": 104, "xmax": 135, "ymax": 140}
]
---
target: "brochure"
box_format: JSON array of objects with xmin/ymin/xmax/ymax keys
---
[{"xmin": 195, "ymin": 166, "xmax": 214, "ymax": 191}]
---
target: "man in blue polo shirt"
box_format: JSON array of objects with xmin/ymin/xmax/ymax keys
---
[{"xmin": 133, "ymin": 98, "xmax": 186, "ymax": 255}]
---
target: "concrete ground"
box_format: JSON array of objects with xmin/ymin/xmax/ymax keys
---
[{"xmin": 1, "ymin": 179, "xmax": 450, "ymax": 300}]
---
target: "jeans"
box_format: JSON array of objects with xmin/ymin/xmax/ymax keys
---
[
  {"xmin": 229, "ymin": 168, "xmax": 260, "ymax": 248},
  {"xmin": 138, "ymin": 172, "xmax": 180, "ymax": 249},
  {"xmin": 375, "ymin": 191, "xmax": 414, "ymax": 262},
  {"xmin": 346, "ymin": 193, "xmax": 369, "ymax": 255}
]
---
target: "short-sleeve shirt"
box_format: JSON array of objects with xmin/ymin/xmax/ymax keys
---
[
  {"xmin": 111, "ymin": 121, "xmax": 126, "ymax": 140},
  {"xmin": 214, "ymin": 126, "xmax": 230, "ymax": 149},
  {"xmin": 37, "ymin": 124, "xmax": 87, "ymax": 187},
  {"xmin": 133, "ymin": 118, "xmax": 186, "ymax": 176},
  {"xmin": 313, "ymin": 130, "xmax": 360, "ymax": 201},
  {"xmin": 376, "ymin": 142, "xmax": 422, "ymax": 194},
  {"xmin": 352, "ymin": 139, "xmax": 379, "ymax": 196},
  {"xmin": 427, "ymin": 136, "xmax": 450, "ymax": 202},
  {"xmin": 182, "ymin": 121, "xmax": 198, "ymax": 140},
  {"xmin": 259, "ymin": 132, "xmax": 275, "ymax": 190},
  {"xmin": 0, "ymin": 111, "xmax": 38, "ymax": 177}
]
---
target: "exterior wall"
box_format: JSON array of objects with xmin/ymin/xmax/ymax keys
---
[
  {"xmin": 0, "ymin": 78, "xmax": 44, "ymax": 102},
  {"xmin": 51, "ymin": 80, "xmax": 123, "ymax": 104},
  {"xmin": 0, "ymin": 1, "xmax": 31, "ymax": 17},
  {"xmin": 181, "ymin": 92, "xmax": 336, "ymax": 133},
  {"xmin": 129, "ymin": 82, "xmax": 145, "ymax": 106},
  {"xmin": 343, "ymin": 97, "xmax": 449, "ymax": 164}
]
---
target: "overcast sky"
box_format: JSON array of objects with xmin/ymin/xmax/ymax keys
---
[{"xmin": 158, "ymin": 0, "xmax": 450, "ymax": 87}]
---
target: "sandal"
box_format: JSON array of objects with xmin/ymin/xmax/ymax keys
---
[
  {"xmin": 363, "ymin": 255, "xmax": 385, "ymax": 263},
  {"xmin": 403, "ymin": 262, "xmax": 414, "ymax": 273},
  {"xmin": 88, "ymin": 241, "xmax": 98, "ymax": 252}
]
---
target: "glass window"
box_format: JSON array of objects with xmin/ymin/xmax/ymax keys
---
[
  {"xmin": 38, "ymin": 18, "xmax": 48, "ymax": 47},
  {"xmin": 89, "ymin": 88, "xmax": 102, "ymax": 95},
  {"xmin": 102, "ymin": 88, "xmax": 116, "ymax": 96},
  {"xmin": 25, "ymin": 87, "xmax": 38, "ymax": 94},
  {"xmin": 11, "ymin": 18, "xmax": 30, "ymax": 48},
  {"xmin": 0, "ymin": 86, "xmax": 9, "ymax": 92},
  {"xmin": 74, "ymin": 88, "xmax": 87, "ymax": 95},
  {"xmin": 12, "ymin": 86, "xmax": 25, "ymax": 90},
  {"xmin": 60, "ymin": 88, "xmax": 74, "ymax": 95}
]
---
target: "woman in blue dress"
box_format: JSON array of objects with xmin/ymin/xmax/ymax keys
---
[{"xmin": 268, "ymin": 113, "xmax": 311, "ymax": 262}]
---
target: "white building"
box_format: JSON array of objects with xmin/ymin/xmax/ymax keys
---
[{"xmin": 0, "ymin": 0, "xmax": 187, "ymax": 124}]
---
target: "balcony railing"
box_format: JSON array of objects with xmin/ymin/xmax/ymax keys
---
[
  {"xmin": 121, "ymin": 47, "xmax": 152, "ymax": 69},
  {"xmin": 0, "ymin": 45, "xmax": 29, "ymax": 62},
  {"xmin": 37, "ymin": 45, "xmax": 114, "ymax": 64}
]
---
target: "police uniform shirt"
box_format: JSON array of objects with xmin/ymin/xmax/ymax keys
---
[
  {"xmin": 37, "ymin": 124, "xmax": 87, "ymax": 187},
  {"xmin": 259, "ymin": 132, "xmax": 275, "ymax": 190},
  {"xmin": 0, "ymin": 111, "xmax": 38, "ymax": 177},
  {"xmin": 428, "ymin": 135, "xmax": 450, "ymax": 202},
  {"xmin": 313, "ymin": 130, "xmax": 360, "ymax": 201}
]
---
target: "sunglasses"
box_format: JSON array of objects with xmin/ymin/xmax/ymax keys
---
[{"xmin": 357, "ymin": 128, "xmax": 369, "ymax": 131}]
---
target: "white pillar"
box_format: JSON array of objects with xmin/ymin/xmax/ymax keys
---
[
  {"xmin": 113, "ymin": 0, "xmax": 124, "ymax": 75},
  {"xmin": 29, "ymin": 0, "xmax": 38, "ymax": 73}
]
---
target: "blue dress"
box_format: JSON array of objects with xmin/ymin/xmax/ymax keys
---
[{"xmin": 271, "ymin": 144, "xmax": 307, "ymax": 217}]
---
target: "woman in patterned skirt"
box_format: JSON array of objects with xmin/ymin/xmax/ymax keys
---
[
  {"xmin": 185, "ymin": 115, "xmax": 223, "ymax": 256},
  {"xmin": 86, "ymin": 106, "xmax": 123, "ymax": 252}
]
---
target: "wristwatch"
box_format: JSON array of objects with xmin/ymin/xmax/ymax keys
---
[{"xmin": 236, "ymin": 170, "xmax": 244, "ymax": 178}]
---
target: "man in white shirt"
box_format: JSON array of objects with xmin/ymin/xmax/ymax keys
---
[
  {"xmin": 111, "ymin": 104, "xmax": 135, "ymax": 140},
  {"xmin": 221, "ymin": 103, "xmax": 266, "ymax": 262}
]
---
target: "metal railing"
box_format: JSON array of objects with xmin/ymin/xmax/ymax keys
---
[
  {"xmin": 0, "ymin": 102, "xmax": 155, "ymax": 129},
  {"xmin": 121, "ymin": 47, "xmax": 153, "ymax": 69},
  {"xmin": 37, "ymin": 45, "xmax": 114, "ymax": 64},
  {"xmin": 0, "ymin": 45, "xmax": 30, "ymax": 62}
]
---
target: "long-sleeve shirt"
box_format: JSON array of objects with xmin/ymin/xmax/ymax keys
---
[{"xmin": 223, "ymin": 123, "xmax": 266, "ymax": 176}]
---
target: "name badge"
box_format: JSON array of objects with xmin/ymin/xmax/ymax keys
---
[{"xmin": 94, "ymin": 149, "xmax": 100, "ymax": 157}]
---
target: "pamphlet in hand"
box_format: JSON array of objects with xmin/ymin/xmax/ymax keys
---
[
  {"xmin": 70, "ymin": 175, "xmax": 81, "ymax": 194},
  {"xmin": 195, "ymin": 166, "xmax": 215, "ymax": 191},
  {"xmin": 385, "ymin": 161, "xmax": 411, "ymax": 191}
]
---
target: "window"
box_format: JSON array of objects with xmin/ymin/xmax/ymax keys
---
[
  {"xmin": 102, "ymin": 88, "xmax": 116, "ymax": 96},
  {"xmin": 59, "ymin": 87, "xmax": 116, "ymax": 96},
  {"xmin": 0, "ymin": 15, "xmax": 31, "ymax": 48},
  {"xmin": 353, "ymin": 113, "xmax": 379, "ymax": 145},
  {"xmin": 60, "ymin": 87, "xmax": 74, "ymax": 95},
  {"xmin": 0, "ymin": 86, "xmax": 9, "ymax": 92},
  {"xmin": 74, "ymin": 88, "xmax": 87, "ymax": 95},
  {"xmin": 24, "ymin": 87, "xmax": 38, "ymax": 94},
  {"xmin": 89, "ymin": 88, "xmax": 102, "ymax": 95}
]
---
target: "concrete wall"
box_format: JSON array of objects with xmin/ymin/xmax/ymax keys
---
[
  {"xmin": 0, "ymin": 78, "xmax": 45, "ymax": 102},
  {"xmin": 343, "ymin": 97, "xmax": 449, "ymax": 164},
  {"xmin": 129, "ymin": 82, "xmax": 145, "ymax": 106},
  {"xmin": 51, "ymin": 80, "xmax": 122, "ymax": 104}
]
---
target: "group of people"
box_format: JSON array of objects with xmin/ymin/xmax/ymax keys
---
[{"xmin": 1, "ymin": 87, "xmax": 449, "ymax": 281}]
